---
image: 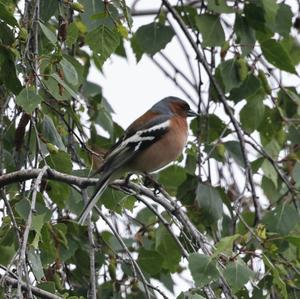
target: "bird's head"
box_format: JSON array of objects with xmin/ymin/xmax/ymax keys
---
[{"xmin": 152, "ymin": 96, "xmax": 198, "ymax": 118}]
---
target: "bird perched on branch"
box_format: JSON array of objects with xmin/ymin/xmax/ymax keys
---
[{"xmin": 78, "ymin": 96, "xmax": 198, "ymax": 224}]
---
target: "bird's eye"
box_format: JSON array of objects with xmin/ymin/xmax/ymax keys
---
[{"xmin": 184, "ymin": 103, "xmax": 191, "ymax": 111}]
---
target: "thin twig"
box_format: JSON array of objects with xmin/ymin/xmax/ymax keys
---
[
  {"xmin": 0, "ymin": 189, "xmax": 21, "ymax": 245},
  {"xmin": 17, "ymin": 165, "xmax": 48, "ymax": 298},
  {"xmin": 1, "ymin": 273, "xmax": 62, "ymax": 299},
  {"xmin": 82, "ymin": 189, "xmax": 97, "ymax": 299},
  {"xmin": 136, "ymin": 194, "xmax": 189, "ymax": 258},
  {"xmin": 151, "ymin": 56, "xmax": 196, "ymax": 102},
  {"xmin": 159, "ymin": 52, "xmax": 198, "ymax": 92},
  {"xmin": 94, "ymin": 206, "xmax": 153, "ymax": 299},
  {"xmin": 245, "ymin": 137, "xmax": 295, "ymax": 196}
]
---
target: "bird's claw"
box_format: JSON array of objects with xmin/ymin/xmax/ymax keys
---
[{"xmin": 143, "ymin": 173, "xmax": 162, "ymax": 195}]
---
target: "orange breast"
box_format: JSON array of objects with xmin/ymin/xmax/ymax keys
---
[{"xmin": 128, "ymin": 116, "xmax": 188, "ymax": 172}]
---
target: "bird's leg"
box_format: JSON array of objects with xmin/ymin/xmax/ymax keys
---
[
  {"xmin": 125, "ymin": 172, "xmax": 134, "ymax": 186},
  {"xmin": 143, "ymin": 173, "xmax": 162, "ymax": 195},
  {"xmin": 120, "ymin": 172, "xmax": 134, "ymax": 193}
]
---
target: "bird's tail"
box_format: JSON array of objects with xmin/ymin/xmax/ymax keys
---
[{"xmin": 78, "ymin": 175, "xmax": 111, "ymax": 225}]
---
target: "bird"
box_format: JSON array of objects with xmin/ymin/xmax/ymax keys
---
[{"xmin": 78, "ymin": 96, "xmax": 198, "ymax": 224}]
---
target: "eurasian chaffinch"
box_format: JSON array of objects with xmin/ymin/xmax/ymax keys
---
[{"xmin": 78, "ymin": 96, "xmax": 198, "ymax": 224}]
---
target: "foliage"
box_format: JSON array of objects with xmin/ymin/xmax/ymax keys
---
[{"xmin": 0, "ymin": 0, "xmax": 300, "ymax": 298}]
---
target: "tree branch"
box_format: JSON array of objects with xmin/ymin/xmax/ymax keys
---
[
  {"xmin": 82, "ymin": 189, "xmax": 97, "ymax": 299},
  {"xmin": 94, "ymin": 206, "xmax": 154, "ymax": 299},
  {"xmin": 17, "ymin": 165, "xmax": 48, "ymax": 297},
  {"xmin": 0, "ymin": 168, "xmax": 97, "ymax": 189},
  {"xmin": 1, "ymin": 273, "xmax": 62, "ymax": 299}
]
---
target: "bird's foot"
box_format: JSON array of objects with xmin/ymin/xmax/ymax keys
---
[
  {"xmin": 125, "ymin": 173, "xmax": 134, "ymax": 186},
  {"xmin": 143, "ymin": 173, "xmax": 162, "ymax": 195}
]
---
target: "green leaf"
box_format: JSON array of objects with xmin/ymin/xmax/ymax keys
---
[
  {"xmin": 278, "ymin": 88, "xmax": 299, "ymax": 118},
  {"xmin": 177, "ymin": 293, "xmax": 205, "ymax": 299},
  {"xmin": 0, "ymin": 3, "xmax": 18, "ymax": 26},
  {"xmin": 50, "ymin": 73, "xmax": 79, "ymax": 99},
  {"xmin": 95, "ymin": 102, "xmax": 114, "ymax": 136},
  {"xmin": 138, "ymin": 248, "xmax": 163, "ymax": 275},
  {"xmin": 219, "ymin": 59, "xmax": 242, "ymax": 92},
  {"xmin": 82, "ymin": 81, "xmax": 102, "ymax": 97},
  {"xmin": 155, "ymin": 226, "xmax": 181, "ymax": 271},
  {"xmin": 188, "ymin": 253, "xmax": 219, "ymax": 288},
  {"xmin": 134, "ymin": 22, "xmax": 174, "ymax": 56},
  {"xmin": 207, "ymin": 0, "xmax": 234, "ymax": 14},
  {"xmin": 261, "ymin": 176, "xmax": 281, "ymax": 203},
  {"xmin": 39, "ymin": 225, "xmax": 56, "ymax": 266},
  {"xmin": 196, "ymin": 183, "xmax": 223, "ymax": 224},
  {"xmin": 42, "ymin": 77, "xmax": 70, "ymax": 101},
  {"xmin": 230, "ymin": 74, "xmax": 261, "ymax": 102},
  {"xmin": 292, "ymin": 162, "xmax": 300, "ymax": 189},
  {"xmin": 66, "ymin": 22, "xmax": 79, "ymax": 48},
  {"xmin": 59, "ymin": 57, "xmax": 78, "ymax": 86},
  {"xmin": 37, "ymin": 282, "xmax": 56, "ymax": 295},
  {"xmin": 240, "ymin": 90, "xmax": 265, "ymax": 133},
  {"xmin": 131, "ymin": 34, "xmax": 143, "ymax": 62},
  {"xmin": 158, "ymin": 165, "xmax": 186, "ymax": 196},
  {"xmin": 251, "ymin": 157, "xmax": 264, "ymax": 173},
  {"xmin": 258, "ymin": 107, "xmax": 282, "ymax": 145},
  {"xmin": 0, "ymin": 47, "xmax": 22, "ymax": 94},
  {"xmin": 263, "ymin": 255, "xmax": 288, "ymax": 299},
  {"xmin": 40, "ymin": 0, "xmax": 58, "ymax": 22},
  {"xmin": 45, "ymin": 150, "xmax": 72, "ymax": 174},
  {"xmin": 223, "ymin": 258, "xmax": 255, "ymax": 293},
  {"xmin": 79, "ymin": 0, "xmax": 118, "ymax": 31},
  {"xmin": 213, "ymin": 234, "xmax": 241, "ymax": 257},
  {"xmin": 41, "ymin": 115, "xmax": 66, "ymax": 151},
  {"xmin": 177, "ymin": 176, "xmax": 197, "ymax": 206},
  {"xmin": 236, "ymin": 211, "xmax": 255, "ymax": 235},
  {"xmin": 136, "ymin": 207, "xmax": 157, "ymax": 226},
  {"xmin": 39, "ymin": 21, "xmax": 57, "ymax": 44},
  {"xmin": 28, "ymin": 248, "xmax": 45, "ymax": 281},
  {"xmin": 16, "ymin": 87, "xmax": 42, "ymax": 114},
  {"xmin": 15, "ymin": 197, "xmax": 51, "ymax": 233},
  {"xmin": 0, "ymin": 245, "xmax": 16, "ymax": 266},
  {"xmin": 280, "ymin": 36, "xmax": 300, "ymax": 66},
  {"xmin": 191, "ymin": 114, "xmax": 229, "ymax": 143},
  {"xmin": 244, "ymin": 1, "xmax": 267, "ymax": 33},
  {"xmin": 262, "ymin": 0, "xmax": 279, "ymax": 32},
  {"xmin": 263, "ymin": 203, "xmax": 299, "ymax": 235},
  {"xmin": 195, "ymin": 14, "xmax": 225, "ymax": 47},
  {"xmin": 234, "ymin": 14, "xmax": 256, "ymax": 56},
  {"xmin": 15, "ymin": 198, "xmax": 30, "ymax": 220},
  {"xmin": 275, "ymin": 3, "xmax": 292, "ymax": 37},
  {"xmin": 86, "ymin": 25, "xmax": 120, "ymax": 66},
  {"xmin": 261, "ymin": 159, "xmax": 278, "ymax": 188},
  {"xmin": 0, "ymin": 22, "xmax": 15, "ymax": 45},
  {"xmin": 261, "ymin": 39, "xmax": 296, "ymax": 74},
  {"xmin": 46, "ymin": 181, "xmax": 71, "ymax": 208},
  {"xmin": 224, "ymin": 141, "xmax": 244, "ymax": 167},
  {"xmin": 100, "ymin": 188, "xmax": 127, "ymax": 214},
  {"xmin": 285, "ymin": 235, "xmax": 300, "ymax": 247}
]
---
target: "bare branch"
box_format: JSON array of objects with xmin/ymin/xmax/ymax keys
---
[
  {"xmin": 0, "ymin": 189, "xmax": 21, "ymax": 245},
  {"xmin": 94, "ymin": 206, "xmax": 153, "ymax": 299},
  {"xmin": 136, "ymin": 194, "xmax": 189, "ymax": 258},
  {"xmin": 1, "ymin": 273, "xmax": 62, "ymax": 299},
  {"xmin": 82, "ymin": 189, "xmax": 97, "ymax": 299},
  {"xmin": 0, "ymin": 168, "xmax": 97, "ymax": 189},
  {"xmin": 17, "ymin": 165, "xmax": 48, "ymax": 298}
]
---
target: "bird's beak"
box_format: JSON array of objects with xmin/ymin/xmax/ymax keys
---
[{"xmin": 187, "ymin": 109, "xmax": 199, "ymax": 117}]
